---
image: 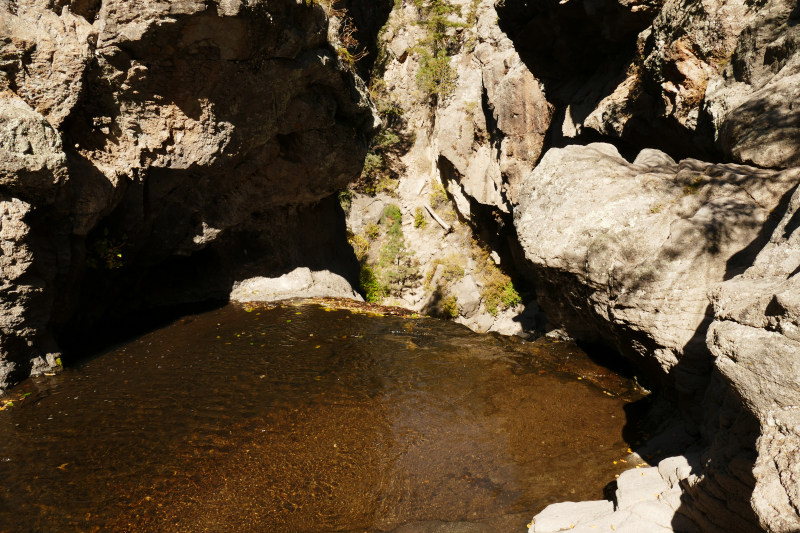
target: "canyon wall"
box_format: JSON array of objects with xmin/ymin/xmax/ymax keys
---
[
  {"xmin": 2, "ymin": 0, "xmax": 800, "ymax": 530},
  {"xmin": 351, "ymin": 0, "xmax": 800, "ymax": 530},
  {"xmin": 501, "ymin": 0, "xmax": 800, "ymax": 531},
  {"xmin": 0, "ymin": 0, "xmax": 391, "ymax": 389}
]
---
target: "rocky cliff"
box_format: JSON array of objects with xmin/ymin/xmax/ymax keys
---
[
  {"xmin": 3, "ymin": 0, "xmax": 800, "ymax": 530},
  {"xmin": 0, "ymin": 0, "xmax": 390, "ymax": 390},
  {"xmin": 501, "ymin": 0, "xmax": 800, "ymax": 530},
  {"xmin": 346, "ymin": 0, "xmax": 800, "ymax": 530}
]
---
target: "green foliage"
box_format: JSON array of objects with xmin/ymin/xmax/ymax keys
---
[
  {"xmin": 466, "ymin": 0, "xmax": 480, "ymax": 25},
  {"xmin": 414, "ymin": 207, "xmax": 427, "ymax": 229},
  {"xmin": 365, "ymin": 223, "xmax": 380, "ymax": 240},
  {"xmin": 374, "ymin": 129, "xmax": 401, "ymax": 148},
  {"xmin": 336, "ymin": 46, "xmax": 358, "ymax": 69},
  {"xmin": 413, "ymin": 0, "xmax": 463, "ymax": 54},
  {"xmin": 356, "ymin": 207, "xmax": 418, "ymax": 302},
  {"xmin": 362, "ymin": 153, "xmax": 384, "ymax": 180},
  {"xmin": 425, "ymin": 253, "xmax": 465, "ymax": 287},
  {"xmin": 430, "ymin": 181, "xmax": 450, "ymax": 210},
  {"xmin": 417, "ymin": 51, "xmax": 457, "ymax": 100},
  {"xmin": 348, "ymin": 232, "xmax": 370, "ymax": 261},
  {"xmin": 360, "ymin": 264, "xmax": 389, "ymax": 302},
  {"xmin": 338, "ymin": 188, "xmax": 354, "ymax": 211},
  {"xmin": 382, "ymin": 204, "xmax": 402, "ymax": 224},
  {"xmin": 442, "ymin": 295, "xmax": 459, "ymax": 318},
  {"xmin": 412, "ymin": 0, "xmax": 463, "ymax": 102},
  {"xmin": 470, "ymin": 242, "xmax": 522, "ymax": 315},
  {"xmin": 86, "ymin": 229, "xmax": 127, "ymax": 269}
]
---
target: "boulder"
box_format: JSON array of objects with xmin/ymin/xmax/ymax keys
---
[
  {"xmin": 230, "ymin": 267, "xmax": 362, "ymax": 302},
  {"xmin": 706, "ymin": 182, "xmax": 800, "ymax": 532},
  {"xmin": 452, "ymin": 274, "xmax": 482, "ymax": 319},
  {"xmin": 514, "ymin": 143, "xmax": 800, "ymax": 399}
]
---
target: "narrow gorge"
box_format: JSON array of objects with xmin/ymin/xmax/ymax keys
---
[{"xmin": 1, "ymin": 0, "xmax": 799, "ymax": 532}]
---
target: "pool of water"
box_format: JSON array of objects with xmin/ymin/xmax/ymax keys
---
[{"xmin": 0, "ymin": 302, "xmax": 644, "ymax": 533}]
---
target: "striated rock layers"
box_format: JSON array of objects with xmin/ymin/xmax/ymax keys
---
[{"xmin": 0, "ymin": 0, "xmax": 390, "ymax": 390}]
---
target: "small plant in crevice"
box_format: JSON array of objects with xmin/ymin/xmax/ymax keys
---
[
  {"xmin": 430, "ymin": 181, "xmax": 450, "ymax": 210},
  {"xmin": 424, "ymin": 253, "xmax": 465, "ymax": 287},
  {"xmin": 348, "ymin": 232, "xmax": 370, "ymax": 262},
  {"xmin": 356, "ymin": 205, "xmax": 420, "ymax": 302},
  {"xmin": 470, "ymin": 240, "xmax": 521, "ymax": 316},
  {"xmin": 414, "ymin": 207, "xmax": 427, "ymax": 229},
  {"xmin": 338, "ymin": 188, "xmax": 354, "ymax": 212},
  {"xmin": 441, "ymin": 295, "xmax": 459, "ymax": 318},
  {"xmin": 365, "ymin": 223, "xmax": 380, "ymax": 240},
  {"xmin": 86, "ymin": 229, "xmax": 127, "ymax": 269}
]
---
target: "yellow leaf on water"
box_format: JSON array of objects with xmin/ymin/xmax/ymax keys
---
[
  {"xmin": 57, "ymin": 463, "xmax": 69, "ymax": 470},
  {"xmin": 315, "ymin": 345, "xmax": 320, "ymax": 348}
]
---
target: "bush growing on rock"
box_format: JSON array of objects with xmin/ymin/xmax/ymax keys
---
[
  {"xmin": 411, "ymin": 0, "xmax": 463, "ymax": 101},
  {"xmin": 356, "ymin": 205, "xmax": 420, "ymax": 302},
  {"xmin": 414, "ymin": 207, "xmax": 427, "ymax": 228},
  {"xmin": 471, "ymin": 242, "xmax": 521, "ymax": 315},
  {"xmin": 442, "ymin": 295, "xmax": 459, "ymax": 318}
]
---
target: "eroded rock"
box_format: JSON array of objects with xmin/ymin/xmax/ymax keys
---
[
  {"xmin": 0, "ymin": 0, "xmax": 388, "ymax": 390},
  {"xmin": 514, "ymin": 143, "xmax": 800, "ymax": 397}
]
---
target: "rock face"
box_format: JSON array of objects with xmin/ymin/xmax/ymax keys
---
[
  {"xmin": 0, "ymin": 0, "xmax": 390, "ymax": 391},
  {"xmin": 230, "ymin": 267, "xmax": 362, "ymax": 303},
  {"xmin": 515, "ymin": 143, "xmax": 800, "ymax": 397},
  {"xmin": 339, "ymin": 0, "xmax": 550, "ymax": 335},
  {"xmin": 707, "ymin": 184, "xmax": 800, "ymax": 532},
  {"xmin": 513, "ymin": 143, "xmax": 800, "ymax": 532}
]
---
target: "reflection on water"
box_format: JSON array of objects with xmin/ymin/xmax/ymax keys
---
[{"xmin": 0, "ymin": 303, "xmax": 644, "ymax": 533}]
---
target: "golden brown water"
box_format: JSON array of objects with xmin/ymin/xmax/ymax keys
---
[{"xmin": 0, "ymin": 303, "xmax": 644, "ymax": 533}]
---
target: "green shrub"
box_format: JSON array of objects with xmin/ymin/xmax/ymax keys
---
[
  {"xmin": 375, "ymin": 129, "xmax": 401, "ymax": 148},
  {"xmin": 338, "ymin": 188, "xmax": 354, "ymax": 211},
  {"xmin": 414, "ymin": 207, "xmax": 427, "ymax": 228},
  {"xmin": 360, "ymin": 264, "xmax": 389, "ymax": 302},
  {"xmin": 412, "ymin": 0, "xmax": 464, "ymax": 102},
  {"xmin": 466, "ymin": 0, "xmax": 480, "ymax": 25},
  {"xmin": 430, "ymin": 181, "xmax": 449, "ymax": 209},
  {"xmin": 362, "ymin": 153, "xmax": 384, "ymax": 179},
  {"xmin": 348, "ymin": 232, "xmax": 370, "ymax": 261},
  {"xmin": 417, "ymin": 50, "xmax": 457, "ymax": 99},
  {"xmin": 424, "ymin": 254, "xmax": 464, "ymax": 287},
  {"xmin": 365, "ymin": 223, "xmax": 380, "ymax": 240},
  {"xmin": 442, "ymin": 295, "xmax": 459, "ymax": 318}
]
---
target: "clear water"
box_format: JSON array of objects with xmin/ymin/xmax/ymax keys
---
[{"xmin": 0, "ymin": 302, "xmax": 644, "ymax": 532}]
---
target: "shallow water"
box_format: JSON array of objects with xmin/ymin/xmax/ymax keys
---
[{"xmin": 0, "ymin": 302, "xmax": 644, "ymax": 533}]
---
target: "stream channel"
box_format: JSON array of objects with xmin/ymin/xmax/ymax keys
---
[{"xmin": 0, "ymin": 301, "xmax": 646, "ymax": 533}]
